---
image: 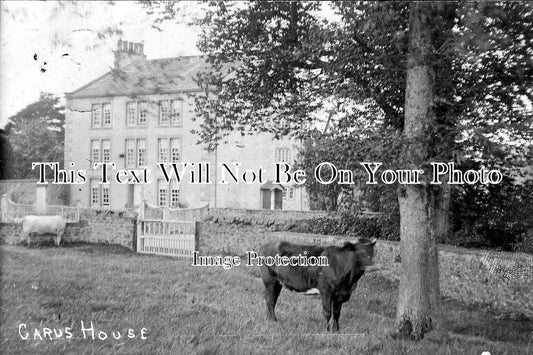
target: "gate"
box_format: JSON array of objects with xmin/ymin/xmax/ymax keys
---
[{"xmin": 137, "ymin": 219, "xmax": 200, "ymax": 258}]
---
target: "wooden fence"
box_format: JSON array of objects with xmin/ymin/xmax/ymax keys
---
[{"xmin": 137, "ymin": 219, "xmax": 200, "ymax": 259}]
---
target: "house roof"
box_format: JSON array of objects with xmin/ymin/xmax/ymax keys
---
[{"xmin": 66, "ymin": 55, "xmax": 221, "ymax": 99}]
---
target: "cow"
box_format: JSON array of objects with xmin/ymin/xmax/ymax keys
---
[
  {"xmin": 259, "ymin": 238, "xmax": 377, "ymax": 332},
  {"xmin": 21, "ymin": 215, "xmax": 67, "ymax": 247}
]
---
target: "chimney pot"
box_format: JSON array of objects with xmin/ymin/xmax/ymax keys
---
[
  {"xmin": 139, "ymin": 43, "xmax": 144, "ymax": 55},
  {"xmin": 123, "ymin": 41, "xmax": 129, "ymax": 51},
  {"xmin": 117, "ymin": 39, "xmax": 122, "ymax": 50},
  {"xmin": 129, "ymin": 42, "xmax": 134, "ymax": 52}
]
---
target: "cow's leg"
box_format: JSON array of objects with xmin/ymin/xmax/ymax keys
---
[
  {"xmin": 264, "ymin": 280, "xmax": 282, "ymax": 322},
  {"xmin": 330, "ymin": 300, "xmax": 342, "ymax": 332},
  {"xmin": 321, "ymin": 294, "xmax": 333, "ymax": 332}
]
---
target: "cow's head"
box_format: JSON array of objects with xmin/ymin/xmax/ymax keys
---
[{"xmin": 343, "ymin": 238, "xmax": 377, "ymax": 271}]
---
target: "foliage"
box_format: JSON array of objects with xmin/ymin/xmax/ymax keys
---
[
  {"xmin": 0, "ymin": 129, "xmax": 13, "ymax": 179},
  {"xmin": 451, "ymin": 176, "xmax": 533, "ymax": 253},
  {"xmin": 4, "ymin": 93, "xmax": 65, "ymax": 179}
]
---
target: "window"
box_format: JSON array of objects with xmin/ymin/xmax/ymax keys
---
[
  {"xmin": 138, "ymin": 139, "xmax": 146, "ymax": 166},
  {"xmin": 90, "ymin": 140, "xmax": 100, "ymax": 164},
  {"xmin": 138, "ymin": 101, "xmax": 148, "ymax": 126},
  {"xmin": 91, "ymin": 139, "xmax": 111, "ymax": 165},
  {"xmin": 102, "ymin": 140, "xmax": 111, "ymax": 163},
  {"xmin": 171, "ymin": 100, "xmax": 182, "ymax": 125},
  {"xmin": 126, "ymin": 102, "xmax": 136, "ymax": 126},
  {"xmin": 275, "ymin": 148, "xmax": 290, "ymax": 163},
  {"xmin": 170, "ymin": 138, "xmax": 181, "ymax": 163},
  {"xmin": 158, "ymin": 179, "xmax": 180, "ymax": 207},
  {"xmin": 289, "ymin": 187, "xmax": 294, "ymax": 199},
  {"xmin": 125, "ymin": 139, "xmax": 136, "ymax": 167},
  {"xmin": 158, "ymin": 138, "xmax": 179, "ymax": 163},
  {"xmin": 170, "ymin": 181, "xmax": 180, "ymax": 207},
  {"xmin": 158, "ymin": 100, "xmax": 182, "ymax": 126},
  {"xmin": 125, "ymin": 138, "xmax": 147, "ymax": 168},
  {"xmin": 91, "ymin": 103, "xmax": 111, "ymax": 128},
  {"xmin": 158, "ymin": 179, "xmax": 168, "ymax": 207},
  {"xmin": 91, "ymin": 104, "xmax": 101, "ymax": 127},
  {"xmin": 158, "ymin": 138, "xmax": 169, "ymax": 163},
  {"xmin": 102, "ymin": 103, "xmax": 111, "ymax": 127},
  {"xmin": 90, "ymin": 179, "xmax": 100, "ymax": 206},
  {"xmin": 159, "ymin": 100, "xmax": 170, "ymax": 125},
  {"xmin": 90, "ymin": 179, "xmax": 110, "ymax": 207},
  {"xmin": 102, "ymin": 185, "xmax": 110, "ymax": 206}
]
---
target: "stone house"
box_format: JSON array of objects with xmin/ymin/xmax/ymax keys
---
[{"xmin": 64, "ymin": 40, "xmax": 309, "ymax": 211}]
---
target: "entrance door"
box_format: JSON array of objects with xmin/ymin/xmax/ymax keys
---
[
  {"xmin": 261, "ymin": 189, "xmax": 271, "ymax": 209},
  {"xmin": 274, "ymin": 189, "xmax": 283, "ymax": 210}
]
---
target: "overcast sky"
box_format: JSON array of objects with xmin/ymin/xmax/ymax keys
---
[{"xmin": 0, "ymin": 1, "xmax": 202, "ymax": 128}]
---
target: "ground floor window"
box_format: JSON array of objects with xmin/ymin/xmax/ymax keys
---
[
  {"xmin": 158, "ymin": 180, "xmax": 180, "ymax": 207},
  {"xmin": 90, "ymin": 179, "xmax": 110, "ymax": 207}
]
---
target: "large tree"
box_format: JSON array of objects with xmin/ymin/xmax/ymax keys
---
[
  {"xmin": 5, "ymin": 93, "xmax": 65, "ymax": 179},
  {"xmin": 144, "ymin": 0, "xmax": 532, "ymax": 339}
]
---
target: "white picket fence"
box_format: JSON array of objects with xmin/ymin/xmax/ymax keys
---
[{"xmin": 136, "ymin": 219, "xmax": 199, "ymax": 259}]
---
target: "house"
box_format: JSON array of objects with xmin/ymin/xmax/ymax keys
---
[{"xmin": 64, "ymin": 40, "xmax": 309, "ymax": 211}]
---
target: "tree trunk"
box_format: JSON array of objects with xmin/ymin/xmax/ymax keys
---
[{"xmin": 396, "ymin": 2, "xmax": 444, "ymax": 340}]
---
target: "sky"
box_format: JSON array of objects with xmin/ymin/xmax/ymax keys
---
[{"xmin": 0, "ymin": 1, "xmax": 203, "ymax": 128}]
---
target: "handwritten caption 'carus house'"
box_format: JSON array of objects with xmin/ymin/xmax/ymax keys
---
[{"xmin": 32, "ymin": 161, "xmax": 503, "ymax": 186}]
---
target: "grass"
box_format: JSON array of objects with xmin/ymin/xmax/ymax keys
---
[{"xmin": 0, "ymin": 243, "xmax": 532, "ymax": 355}]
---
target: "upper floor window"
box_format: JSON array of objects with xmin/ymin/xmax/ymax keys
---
[
  {"xmin": 126, "ymin": 101, "xmax": 148, "ymax": 127},
  {"xmin": 90, "ymin": 139, "xmax": 111, "ymax": 165},
  {"xmin": 158, "ymin": 137, "xmax": 180, "ymax": 163},
  {"xmin": 90, "ymin": 140, "xmax": 100, "ymax": 163},
  {"xmin": 158, "ymin": 138, "xmax": 169, "ymax": 162},
  {"xmin": 91, "ymin": 103, "xmax": 111, "ymax": 128},
  {"xmin": 125, "ymin": 139, "xmax": 136, "ymax": 167},
  {"xmin": 138, "ymin": 101, "xmax": 148, "ymax": 126},
  {"xmin": 171, "ymin": 100, "xmax": 182, "ymax": 125},
  {"xmin": 170, "ymin": 138, "xmax": 181, "ymax": 163},
  {"xmin": 102, "ymin": 103, "xmax": 111, "ymax": 127},
  {"xmin": 158, "ymin": 99, "xmax": 182, "ymax": 126},
  {"xmin": 102, "ymin": 140, "xmax": 111, "ymax": 163},
  {"xmin": 159, "ymin": 100, "xmax": 170, "ymax": 125},
  {"xmin": 125, "ymin": 138, "xmax": 147, "ymax": 168},
  {"xmin": 91, "ymin": 104, "xmax": 101, "ymax": 127},
  {"xmin": 138, "ymin": 138, "xmax": 147, "ymax": 167},
  {"xmin": 126, "ymin": 102, "xmax": 137, "ymax": 126},
  {"xmin": 275, "ymin": 148, "xmax": 290, "ymax": 163}
]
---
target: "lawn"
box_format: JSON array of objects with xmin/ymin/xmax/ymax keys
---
[{"xmin": 0, "ymin": 243, "xmax": 531, "ymax": 355}]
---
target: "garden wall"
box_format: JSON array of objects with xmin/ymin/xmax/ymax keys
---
[
  {"xmin": 200, "ymin": 222, "xmax": 533, "ymax": 319},
  {"xmin": 0, "ymin": 208, "xmax": 137, "ymax": 249}
]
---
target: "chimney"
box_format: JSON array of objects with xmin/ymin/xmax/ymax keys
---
[{"xmin": 113, "ymin": 39, "xmax": 146, "ymax": 69}]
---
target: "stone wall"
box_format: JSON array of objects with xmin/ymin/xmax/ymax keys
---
[
  {"xmin": 207, "ymin": 208, "xmax": 328, "ymax": 230},
  {"xmin": 0, "ymin": 208, "xmax": 137, "ymax": 249},
  {"xmin": 200, "ymin": 222, "xmax": 533, "ymax": 319}
]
